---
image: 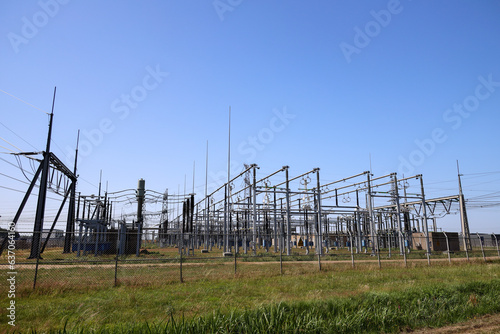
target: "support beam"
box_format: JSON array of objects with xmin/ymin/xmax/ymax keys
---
[
  {"xmin": 284, "ymin": 166, "xmax": 291, "ymax": 255},
  {"xmin": 41, "ymin": 188, "xmax": 70, "ymax": 254},
  {"xmin": 29, "ymin": 87, "xmax": 56, "ymax": 259},
  {"xmin": 315, "ymin": 168, "xmax": 323, "ymax": 255},
  {"xmin": 136, "ymin": 178, "xmax": 145, "ymax": 257},
  {"xmin": 418, "ymin": 175, "xmax": 431, "ymax": 264},
  {"xmin": 0, "ymin": 162, "xmax": 43, "ymax": 256}
]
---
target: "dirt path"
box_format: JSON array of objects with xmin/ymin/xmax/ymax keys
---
[
  {"xmin": 405, "ymin": 313, "xmax": 500, "ymax": 333},
  {"xmin": 5, "ymin": 255, "xmax": 497, "ymax": 270}
]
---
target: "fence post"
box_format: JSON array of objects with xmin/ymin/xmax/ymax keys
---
[
  {"xmin": 234, "ymin": 246, "xmax": 237, "ymax": 275},
  {"xmin": 349, "ymin": 231, "xmax": 355, "ymax": 269},
  {"xmin": 280, "ymin": 246, "xmax": 283, "ymax": 275},
  {"xmin": 388, "ymin": 232, "xmax": 392, "ymax": 259},
  {"xmin": 33, "ymin": 232, "xmax": 41, "ymax": 290},
  {"xmin": 462, "ymin": 233, "xmax": 470, "ymax": 262},
  {"xmin": 494, "ymin": 233, "xmax": 500, "ymax": 258},
  {"xmin": 426, "ymin": 232, "xmax": 431, "ymax": 266},
  {"xmin": 114, "ymin": 230, "xmax": 120, "ymax": 287},
  {"xmin": 179, "ymin": 245, "xmax": 183, "ymax": 283},
  {"xmin": 376, "ymin": 234, "xmax": 381, "ymax": 269},
  {"xmin": 443, "ymin": 231, "xmax": 451, "ymax": 264},
  {"xmin": 114, "ymin": 253, "xmax": 119, "ymax": 287},
  {"xmin": 401, "ymin": 231, "xmax": 407, "ymax": 268},
  {"xmin": 477, "ymin": 233, "xmax": 486, "ymax": 262}
]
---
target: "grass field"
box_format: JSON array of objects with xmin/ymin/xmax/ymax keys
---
[{"xmin": 1, "ymin": 254, "xmax": 499, "ymax": 333}]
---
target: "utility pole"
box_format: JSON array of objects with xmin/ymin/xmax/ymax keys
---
[
  {"xmin": 315, "ymin": 168, "xmax": 323, "ymax": 255},
  {"xmin": 63, "ymin": 130, "xmax": 79, "ymax": 253},
  {"xmin": 204, "ymin": 141, "xmax": 209, "ymax": 251},
  {"xmin": 160, "ymin": 189, "xmax": 168, "ymax": 246},
  {"xmin": 418, "ymin": 174, "xmax": 431, "ymax": 265},
  {"xmin": 227, "ymin": 107, "xmax": 231, "ymax": 253},
  {"xmin": 136, "ymin": 178, "xmax": 145, "ymax": 257},
  {"xmin": 392, "ymin": 173, "xmax": 404, "ymax": 255},
  {"xmin": 366, "ymin": 172, "xmax": 377, "ymax": 255},
  {"xmin": 284, "ymin": 166, "xmax": 291, "ymax": 255},
  {"xmin": 252, "ymin": 164, "xmax": 257, "ymax": 255},
  {"xmin": 457, "ymin": 161, "xmax": 471, "ymax": 251},
  {"xmin": 29, "ymin": 87, "xmax": 56, "ymax": 259}
]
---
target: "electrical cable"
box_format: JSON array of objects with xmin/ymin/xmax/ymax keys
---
[
  {"xmin": 0, "ymin": 172, "xmax": 32, "ymax": 186},
  {"xmin": 0, "ymin": 184, "xmax": 63, "ymax": 202},
  {"xmin": 30, "ymin": 158, "xmax": 38, "ymax": 174},
  {"xmin": 14, "ymin": 154, "xmax": 34, "ymax": 182},
  {"xmin": 464, "ymin": 171, "xmax": 500, "ymax": 176},
  {"xmin": 468, "ymin": 191, "xmax": 500, "ymax": 200},
  {"xmin": 50, "ymin": 138, "xmax": 73, "ymax": 163},
  {"xmin": 146, "ymin": 189, "xmax": 167, "ymax": 195},
  {"xmin": 0, "ymin": 136, "xmax": 23, "ymax": 152},
  {"xmin": 0, "ymin": 185, "xmax": 26, "ymax": 193},
  {"xmin": 0, "ymin": 145, "xmax": 16, "ymax": 153},
  {"xmin": 0, "ymin": 156, "xmax": 28, "ymax": 171},
  {"xmin": 0, "ymin": 88, "xmax": 48, "ymax": 114},
  {"xmin": 0, "ymin": 121, "xmax": 39, "ymax": 151}
]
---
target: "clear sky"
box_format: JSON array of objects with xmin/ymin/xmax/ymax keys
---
[{"xmin": 1, "ymin": 0, "xmax": 499, "ymax": 233}]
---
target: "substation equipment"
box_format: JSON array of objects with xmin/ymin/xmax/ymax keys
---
[
  {"xmin": 158, "ymin": 164, "xmax": 472, "ymax": 257},
  {"xmin": 0, "ymin": 86, "xmax": 474, "ymax": 258}
]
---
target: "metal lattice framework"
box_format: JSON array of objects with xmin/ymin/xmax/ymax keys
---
[{"xmin": 153, "ymin": 166, "xmax": 470, "ymax": 258}]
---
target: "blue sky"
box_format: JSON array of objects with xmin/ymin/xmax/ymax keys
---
[{"xmin": 1, "ymin": 0, "xmax": 499, "ymax": 233}]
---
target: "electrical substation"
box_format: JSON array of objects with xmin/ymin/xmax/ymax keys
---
[
  {"xmin": 6, "ymin": 157, "xmax": 480, "ymax": 260},
  {"xmin": 153, "ymin": 164, "xmax": 475, "ymax": 258},
  {"xmin": 1, "ymin": 89, "xmax": 496, "ymax": 262}
]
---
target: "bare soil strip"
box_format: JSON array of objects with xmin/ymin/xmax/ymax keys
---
[
  {"xmin": 407, "ymin": 313, "xmax": 500, "ymax": 333},
  {"xmin": 5, "ymin": 256, "xmax": 497, "ymax": 269}
]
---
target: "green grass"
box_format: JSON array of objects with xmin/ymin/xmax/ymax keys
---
[
  {"xmin": 1, "ymin": 259, "xmax": 499, "ymax": 333},
  {"xmin": 89, "ymin": 280, "xmax": 500, "ymax": 334},
  {"xmin": 14, "ymin": 279, "xmax": 500, "ymax": 333}
]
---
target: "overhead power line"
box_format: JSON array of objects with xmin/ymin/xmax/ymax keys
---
[
  {"xmin": 464, "ymin": 171, "xmax": 500, "ymax": 176},
  {"xmin": 0, "ymin": 185, "xmax": 26, "ymax": 193},
  {"xmin": 0, "ymin": 88, "xmax": 48, "ymax": 114},
  {"xmin": 0, "ymin": 145, "xmax": 16, "ymax": 153},
  {"xmin": 0, "ymin": 121, "xmax": 39, "ymax": 151},
  {"xmin": 0, "ymin": 184, "xmax": 63, "ymax": 202},
  {"xmin": 0, "ymin": 172, "xmax": 31, "ymax": 186},
  {"xmin": 0, "ymin": 136, "xmax": 23, "ymax": 152}
]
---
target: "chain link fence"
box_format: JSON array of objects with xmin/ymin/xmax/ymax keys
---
[{"xmin": 1, "ymin": 230, "xmax": 499, "ymax": 292}]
